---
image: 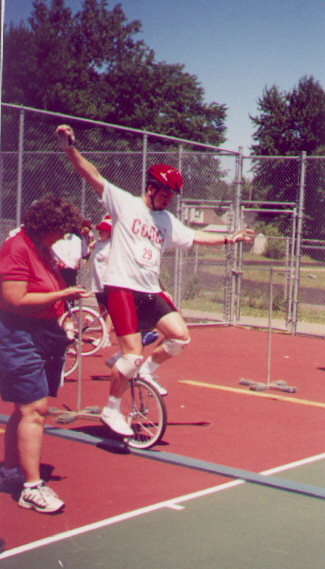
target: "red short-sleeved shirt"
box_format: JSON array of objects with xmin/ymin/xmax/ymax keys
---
[{"xmin": 0, "ymin": 228, "xmax": 66, "ymax": 319}]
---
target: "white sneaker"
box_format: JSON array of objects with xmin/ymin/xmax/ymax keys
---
[
  {"xmin": 92, "ymin": 336, "xmax": 111, "ymax": 348},
  {"xmin": 18, "ymin": 482, "xmax": 65, "ymax": 513},
  {"xmin": 100, "ymin": 407, "xmax": 133, "ymax": 437},
  {"xmin": 139, "ymin": 374, "xmax": 168, "ymax": 396},
  {"xmin": 64, "ymin": 323, "xmax": 75, "ymax": 341}
]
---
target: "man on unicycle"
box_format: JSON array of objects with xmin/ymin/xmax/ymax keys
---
[{"xmin": 56, "ymin": 125, "xmax": 254, "ymax": 437}]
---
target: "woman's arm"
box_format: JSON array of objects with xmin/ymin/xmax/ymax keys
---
[{"xmin": 1, "ymin": 281, "xmax": 89, "ymax": 315}]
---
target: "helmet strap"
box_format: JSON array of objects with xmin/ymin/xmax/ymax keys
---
[{"xmin": 149, "ymin": 185, "xmax": 161, "ymax": 211}]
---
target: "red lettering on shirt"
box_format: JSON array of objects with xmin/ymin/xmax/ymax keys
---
[
  {"xmin": 132, "ymin": 220, "xmax": 165, "ymax": 246},
  {"xmin": 132, "ymin": 219, "xmax": 141, "ymax": 234}
]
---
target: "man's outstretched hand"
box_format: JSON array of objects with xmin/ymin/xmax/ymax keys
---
[{"xmin": 231, "ymin": 228, "xmax": 255, "ymax": 243}]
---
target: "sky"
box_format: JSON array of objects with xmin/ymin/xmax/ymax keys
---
[{"xmin": 3, "ymin": 0, "xmax": 325, "ymax": 155}]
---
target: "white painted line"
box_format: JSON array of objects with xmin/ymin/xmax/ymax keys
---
[
  {"xmin": 2, "ymin": 452, "xmax": 325, "ymax": 560},
  {"xmin": 0, "ymin": 481, "xmax": 242, "ymax": 560},
  {"xmin": 166, "ymin": 504, "xmax": 185, "ymax": 510},
  {"xmin": 261, "ymin": 452, "xmax": 325, "ymax": 476}
]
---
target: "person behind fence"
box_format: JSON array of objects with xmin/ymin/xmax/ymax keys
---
[
  {"xmin": 80, "ymin": 218, "xmax": 93, "ymax": 255},
  {"xmin": 56, "ymin": 124, "xmax": 254, "ymax": 437},
  {"xmin": 89, "ymin": 215, "xmax": 114, "ymax": 348},
  {"xmin": 0, "ymin": 195, "xmax": 89, "ymax": 514},
  {"xmin": 52, "ymin": 221, "xmax": 91, "ymax": 288}
]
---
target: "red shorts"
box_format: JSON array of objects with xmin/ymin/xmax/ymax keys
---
[{"xmin": 106, "ymin": 287, "xmax": 177, "ymax": 337}]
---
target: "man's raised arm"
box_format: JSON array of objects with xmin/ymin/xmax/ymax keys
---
[{"xmin": 55, "ymin": 125, "xmax": 105, "ymax": 197}]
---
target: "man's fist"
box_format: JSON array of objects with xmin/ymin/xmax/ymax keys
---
[{"xmin": 56, "ymin": 124, "xmax": 75, "ymax": 150}]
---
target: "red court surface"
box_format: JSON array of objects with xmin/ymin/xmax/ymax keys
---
[{"xmin": 1, "ymin": 325, "xmax": 325, "ymax": 558}]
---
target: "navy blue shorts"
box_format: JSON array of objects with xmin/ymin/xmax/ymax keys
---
[{"xmin": 0, "ymin": 311, "xmax": 70, "ymax": 405}]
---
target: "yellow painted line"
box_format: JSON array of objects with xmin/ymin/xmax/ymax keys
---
[
  {"xmin": 178, "ymin": 379, "xmax": 325, "ymax": 409},
  {"xmin": 0, "ymin": 428, "xmax": 5, "ymax": 434}
]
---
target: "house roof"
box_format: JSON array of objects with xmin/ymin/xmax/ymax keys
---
[{"xmin": 202, "ymin": 224, "xmax": 227, "ymax": 232}]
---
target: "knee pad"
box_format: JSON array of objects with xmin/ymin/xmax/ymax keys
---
[
  {"xmin": 115, "ymin": 353, "xmax": 144, "ymax": 379},
  {"xmin": 162, "ymin": 337, "xmax": 191, "ymax": 356}
]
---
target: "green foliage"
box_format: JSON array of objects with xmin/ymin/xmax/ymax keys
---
[
  {"xmin": 242, "ymin": 283, "xmax": 286, "ymax": 312},
  {"xmin": 250, "ymin": 77, "xmax": 325, "ymax": 156},
  {"xmin": 250, "ymin": 76, "xmax": 325, "ymax": 238},
  {"xmin": 3, "ymin": 0, "xmax": 227, "ymax": 146},
  {"xmin": 254, "ymin": 223, "xmax": 286, "ymax": 259},
  {"xmin": 183, "ymin": 275, "xmax": 201, "ymax": 300},
  {"xmin": 254, "ymin": 222, "xmax": 282, "ymax": 237},
  {"xmin": 263, "ymin": 239, "xmax": 285, "ymax": 260}
]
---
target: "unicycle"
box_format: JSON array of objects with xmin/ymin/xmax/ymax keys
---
[{"xmin": 122, "ymin": 375, "xmax": 167, "ymax": 449}]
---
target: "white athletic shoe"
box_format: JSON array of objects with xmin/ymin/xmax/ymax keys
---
[
  {"xmin": 18, "ymin": 482, "xmax": 65, "ymax": 513},
  {"xmin": 100, "ymin": 408, "xmax": 133, "ymax": 437},
  {"xmin": 139, "ymin": 374, "xmax": 168, "ymax": 397},
  {"xmin": 64, "ymin": 323, "xmax": 75, "ymax": 341},
  {"xmin": 92, "ymin": 336, "xmax": 112, "ymax": 348}
]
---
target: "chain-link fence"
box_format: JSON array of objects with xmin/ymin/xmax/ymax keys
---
[{"xmin": 2, "ymin": 103, "xmax": 325, "ymax": 337}]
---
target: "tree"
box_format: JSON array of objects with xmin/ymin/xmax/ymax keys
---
[
  {"xmin": 3, "ymin": 0, "xmax": 227, "ymax": 146},
  {"xmin": 250, "ymin": 76, "xmax": 325, "ymax": 156},
  {"xmin": 249, "ymin": 76, "xmax": 325, "ymax": 238}
]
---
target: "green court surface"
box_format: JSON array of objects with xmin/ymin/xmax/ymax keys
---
[{"xmin": 2, "ymin": 457, "xmax": 325, "ymax": 569}]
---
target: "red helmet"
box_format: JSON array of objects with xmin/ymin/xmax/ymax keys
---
[
  {"xmin": 147, "ymin": 164, "xmax": 183, "ymax": 194},
  {"xmin": 96, "ymin": 214, "xmax": 112, "ymax": 232}
]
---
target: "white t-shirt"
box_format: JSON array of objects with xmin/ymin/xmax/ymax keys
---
[
  {"xmin": 52, "ymin": 233, "xmax": 82, "ymax": 269},
  {"xmin": 92, "ymin": 238, "xmax": 112, "ymax": 293},
  {"xmin": 100, "ymin": 180, "xmax": 194, "ymax": 293}
]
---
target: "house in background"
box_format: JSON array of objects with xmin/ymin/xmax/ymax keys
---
[{"xmin": 183, "ymin": 206, "xmax": 227, "ymax": 233}]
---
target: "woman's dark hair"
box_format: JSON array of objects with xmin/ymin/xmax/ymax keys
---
[{"xmin": 21, "ymin": 195, "xmax": 82, "ymax": 237}]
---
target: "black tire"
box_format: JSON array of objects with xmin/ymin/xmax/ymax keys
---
[{"xmin": 122, "ymin": 377, "xmax": 167, "ymax": 449}]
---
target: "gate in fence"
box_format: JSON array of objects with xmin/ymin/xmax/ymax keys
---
[{"xmin": 2, "ymin": 103, "xmax": 325, "ymax": 336}]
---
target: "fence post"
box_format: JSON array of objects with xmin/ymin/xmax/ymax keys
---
[
  {"xmin": 292, "ymin": 152, "xmax": 306, "ymax": 334},
  {"xmin": 0, "ymin": 0, "xmax": 4, "ymax": 150},
  {"xmin": 0, "ymin": 151, "xmax": 2, "ymax": 225},
  {"xmin": 287, "ymin": 208, "xmax": 297, "ymax": 327},
  {"xmin": 174, "ymin": 145, "xmax": 184, "ymax": 309},
  {"xmin": 81, "ymin": 179, "xmax": 86, "ymax": 216},
  {"xmin": 141, "ymin": 132, "xmax": 148, "ymax": 196},
  {"xmin": 230, "ymin": 147, "xmax": 243, "ymax": 324},
  {"xmin": 235, "ymin": 205, "xmax": 244, "ymax": 323},
  {"xmin": 16, "ymin": 105, "xmax": 25, "ymax": 227}
]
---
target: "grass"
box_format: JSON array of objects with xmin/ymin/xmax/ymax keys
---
[
  {"xmin": 184, "ymin": 249, "xmax": 325, "ymax": 291},
  {"xmin": 170, "ymin": 249, "xmax": 325, "ymax": 328},
  {"xmin": 181, "ymin": 292, "xmax": 325, "ymax": 325}
]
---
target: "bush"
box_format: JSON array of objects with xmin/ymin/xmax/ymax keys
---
[
  {"xmin": 256, "ymin": 222, "xmax": 286, "ymax": 260},
  {"xmin": 264, "ymin": 238, "xmax": 286, "ymax": 260},
  {"xmin": 183, "ymin": 275, "xmax": 201, "ymax": 300}
]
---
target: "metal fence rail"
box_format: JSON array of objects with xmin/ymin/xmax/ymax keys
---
[{"xmin": 2, "ymin": 103, "xmax": 325, "ymax": 337}]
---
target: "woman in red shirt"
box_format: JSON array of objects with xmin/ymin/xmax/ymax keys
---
[{"xmin": 0, "ymin": 195, "xmax": 88, "ymax": 514}]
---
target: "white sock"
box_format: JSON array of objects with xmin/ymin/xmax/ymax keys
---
[
  {"xmin": 139, "ymin": 356, "xmax": 160, "ymax": 376},
  {"xmin": 107, "ymin": 395, "xmax": 121, "ymax": 411},
  {"xmin": 23, "ymin": 479, "xmax": 43, "ymax": 488}
]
